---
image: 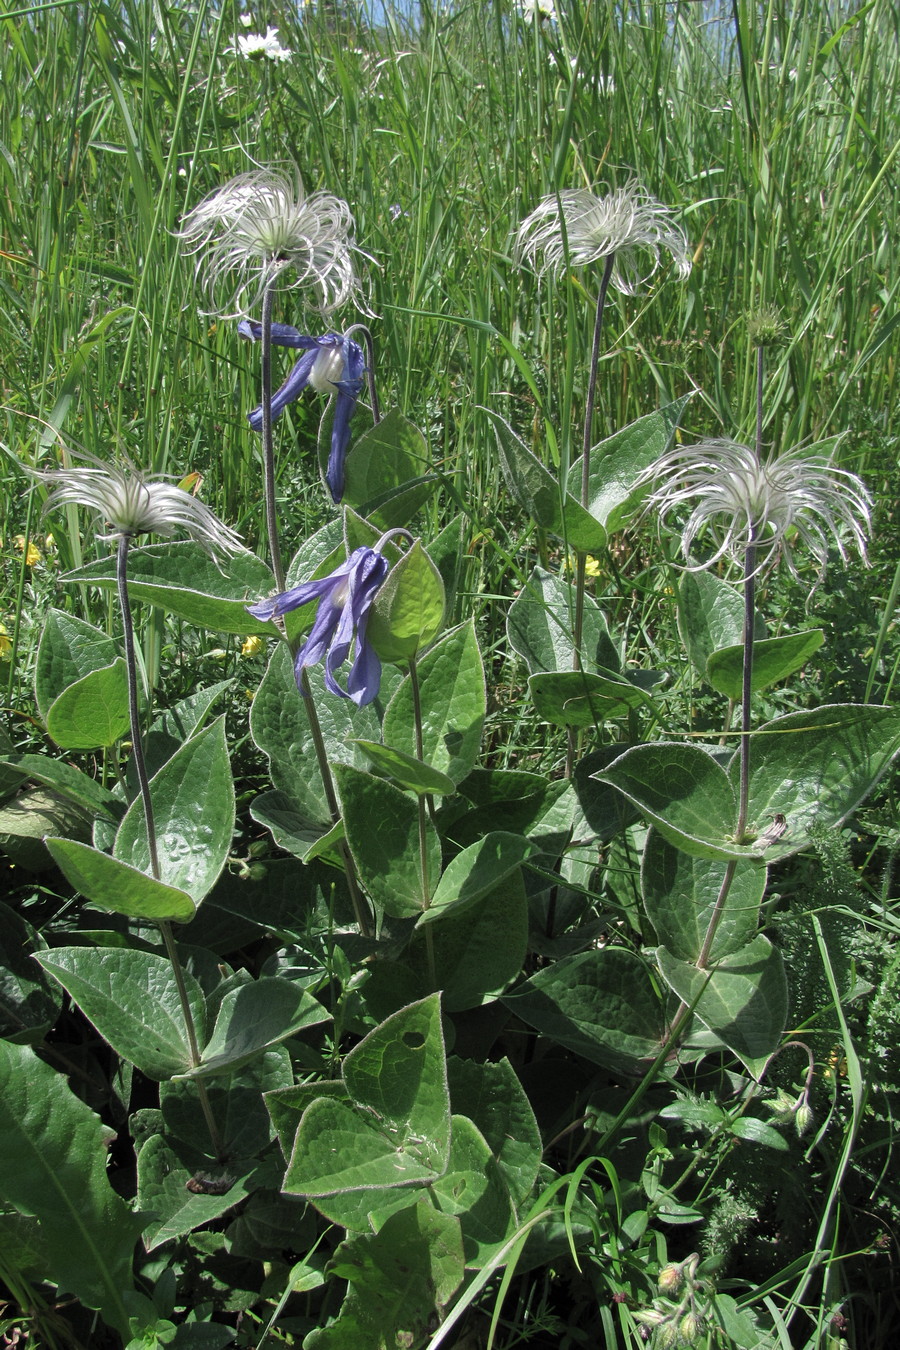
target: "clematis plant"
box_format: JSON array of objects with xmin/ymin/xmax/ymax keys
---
[
  {"xmin": 180, "ymin": 169, "xmax": 367, "ymax": 588},
  {"xmin": 594, "ymin": 327, "xmax": 875, "ymax": 1057},
  {"xmin": 35, "ymin": 450, "xmax": 246, "ymax": 1159},
  {"xmin": 239, "ymin": 320, "xmax": 365, "ymax": 503},
  {"xmin": 515, "ymin": 181, "xmax": 691, "ymax": 771}
]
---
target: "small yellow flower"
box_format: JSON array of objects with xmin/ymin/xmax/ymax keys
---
[
  {"xmin": 177, "ymin": 471, "xmax": 203, "ymax": 496},
  {"xmin": 14, "ymin": 535, "xmax": 41, "ymax": 566},
  {"xmin": 584, "ymin": 556, "xmax": 602, "ymax": 579},
  {"xmin": 0, "ymin": 624, "xmax": 12, "ymax": 660},
  {"xmin": 241, "ymin": 635, "xmax": 265, "ymax": 658}
]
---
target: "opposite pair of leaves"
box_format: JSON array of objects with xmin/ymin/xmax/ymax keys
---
[
  {"xmin": 136, "ymin": 1049, "xmax": 294, "ymax": 1252},
  {"xmin": 678, "ymin": 571, "xmax": 824, "ymax": 701},
  {"xmin": 34, "ymin": 945, "xmax": 328, "ymax": 1082},
  {"xmin": 45, "ymin": 717, "xmax": 235, "ymax": 922},
  {"xmin": 642, "ymin": 829, "xmax": 787, "ymax": 1074},
  {"xmin": 488, "ymin": 397, "xmax": 692, "ymax": 553},
  {"xmin": 503, "ymin": 927, "xmax": 786, "ymax": 1078},
  {"xmin": 269, "ymin": 997, "xmax": 540, "ymax": 1269},
  {"xmin": 596, "ymin": 703, "xmax": 900, "ymax": 863}
]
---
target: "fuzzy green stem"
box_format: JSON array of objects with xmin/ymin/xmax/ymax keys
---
[
  {"xmin": 298, "ymin": 668, "xmax": 373, "ymax": 937},
  {"xmin": 695, "ymin": 860, "xmax": 738, "ymax": 973},
  {"xmin": 409, "ymin": 656, "xmax": 437, "ymax": 986},
  {"xmin": 672, "ymin": 524, "xmax": 759, "ymax": 1032},
  {"xmin": 118, "ymin": 535, "xmax": 223, "ymax": 1158},
  {"xmin": 582, "ymin": 252, "xmax": 617, "ymax": 480},
  {"xmin": 736, "ymin": 535, "xmax": 757, "ymax": 841},
  {"xmin": 117, "ymin": 533, "xmax": 160, "ymax": 881},
  {"xmin": 260, "ymin": 285, "xmax": 285, "ymax": 591},
  {"xmin": 571, "ymin": 251, "xmax": 616, "ymax": 662},
  {"xmin": 567, "ymin": 252, "xmax": 616, "ymax": 780},
  {"xmin": 159, "ymin": 919, "xmax": 225, "ymax": 1159}
]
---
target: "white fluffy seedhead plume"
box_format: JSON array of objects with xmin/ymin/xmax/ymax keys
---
[
  {"xmin": 37, "ymin": 452, "xmax": 246, "ymax": 563},
  {"xmin": 638, "ymin": 437, "xmax": 872, "ymax": 580},
  {"xmin": 179, "ymin": 169, "xmax": 363, "ymax": 317},
  {"xmin": 516, "ymin": 180, "xmax": 691, "ymax": 295}
]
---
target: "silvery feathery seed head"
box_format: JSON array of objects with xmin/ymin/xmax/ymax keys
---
[
  {"xmin": 515, "ymin": 181, "xmax": 691, "ymax": 295},
  {"xmin": 638, "ymin": 438, "xmax": 872, "ymax": 579},
  {"xmin": 179, "ymin": 170, "xmax": 362, "ymax": 317},
  {"xmin": 37, "ymin": 453, "xmax": 246, "ymax": 562}
]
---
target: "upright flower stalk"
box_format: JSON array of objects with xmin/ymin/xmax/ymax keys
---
[
  {"xmin": 259, "ymin": 287, "xmax": 284, "ymax": 588},
  {"xmin": 116, "ymin": 531, "xmax": 223, "ymax": 1154},
  {"xmin": 516, "ymin": 180, "xmax": 691, "ymax": 773},
  {"xmin": 180, "ymin": 170, "xmax": 364, "ymax": 583},
  {"xmin": 115, "ymin": 532, "xmax": 160, "ymax": 880},
  {"xmin": 38, "ymin": 454, "xmax": 244, "ymax": 1160},
  {"xmin": 639, "ymin": 329, "xmax": 871, "ymax": 982}
]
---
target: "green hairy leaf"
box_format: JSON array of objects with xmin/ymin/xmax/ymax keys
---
[
  {"xmin": 0, "ymin": 1041, "xmax": 144, "ymax": 1336},
  {"xmin": 63, "ymin": 543, "xmax": 277, "ymax": 635}
]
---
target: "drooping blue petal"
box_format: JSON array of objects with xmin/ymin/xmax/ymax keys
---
[
  {"xmin": 247, "ymin": 572, "xmax": 339, "ymax": 622},
  {"xmin": 320, "ymin": 547, "xmax": 383, "ymax": 695},
  {"xmin": 346, "ymin": 611, "xmax": 382, "ymax": 706},
  {"xmin": 347, "ymin": 546, "xmax": 388, "ymax": 621},
  {"xmin": 247, "ymin": 347, "xmax": 320, "ymax": 431},
  {"xmin": 297, "ymin": 592, "xmax": 346, "ymax": 674},
  {"xmin": 322, "ymin": 593, "xmax": 357, "ymax": 698},
  {"xmin": 342, "ymin": 549, "xmax": 388, "ymax": 702},
  {"xmin": 239, "ymin": 319, "xmax": 321, "ymax": 350},
  {"xmin": 326, "ymin": 338, "xmax": 365, "ymax": 503},
  {"xmin": 246, "ymin": 547, "xmax": 389, "ymax": 703}
]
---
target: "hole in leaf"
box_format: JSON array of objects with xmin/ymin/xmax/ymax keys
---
[{"xmin": 402, "ymin": 1031, "xmax": 426, "ymax": 1049}]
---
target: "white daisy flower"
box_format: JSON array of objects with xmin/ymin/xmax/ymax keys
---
[
  {"xmin": 518, "ymin": 0, "xmax": 557, "ymax": 23},
  {"xmin": 516, "ymin": 180, "xmax": 691, "ymax": 295},
  {"xmin": 179, "ymin": 169, "xmax": 362, "ymax": 317},
  {"xmin": 226, "ymin": 26, "xmax": 293, "ymax": 63}
]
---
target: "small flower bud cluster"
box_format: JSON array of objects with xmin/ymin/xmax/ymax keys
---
[
  {"xmin": 766, "ymin": 1087, "xmax": 814, "ymax": 1137},
  {"xmin": 634, "ymin": 1255, "xmax": 708, "ymax": 1347}
]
